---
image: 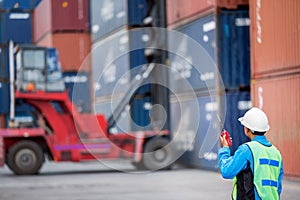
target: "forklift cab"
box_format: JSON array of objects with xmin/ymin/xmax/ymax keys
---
[{"xmin": 15, "ymin": 45, "xmax": 65, "ymax": 92}]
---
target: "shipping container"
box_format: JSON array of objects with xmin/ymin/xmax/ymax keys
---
[
  {"xmin": 169, "ymin": 9, "xmax": 251, "ymax": 93},
  {"xmin": 33, "ymin": 0, "xmax": 90, "ymax": 42},
  {"xmin": 36, "ymin": 32, "xmax": 91, "ymax": 72},
  {"xmin": 220, "ymin": 91, "xmax": 251, "ymax": 154},
  {"xmin": 166, "ymin": 0, "xmax": 215, "ymax": 26},
  {"xmin": 0, "ymin": 10, "xmax": 32, "ymax": 43},
  {"xmin": 217, "ymin": 0, "xmax": 248, "ymax": 9},
  {"xmin": 0, "ymin": 81, "xmax": 9, "ymax": 114},
  {"xmin": 128, "ymin": 0, "xmax": 148, "ymax": 27},
  {"xmin": 130, "ymin": 96, "xmax": 152, "ymax": 131},
  {"xmin": 63, "ymin": 71, "xmax": 91, "ymax": 113},
  {"xmin": 167, "ymin": 0, "xmax": 249, "ymax": 27},
  {"xmin": 0, "ymin": 0, "xmax": 42, "ymax": 11},
  {"xmin": 252, "ymin": 73, "xmax": 300, "ymax": 178},
  {"xmin": 168, "ymin": 14, "xmax": 217, "ymax": 94},
  {"xmin": 170, "ymin": 94, "xmax": 220, "ymax": 170},
  {"xmin": 90, "ymin": 0, "xmax": 149, "ymax": 42},
  {"xmin": 93, "ymin": 28, "xmax": 150, "ymax": 97},
  {"xmin": 128, "ymin": 28, "xmax": 151, "ymax": 95},
  {"xmin": 250, "ymin": 0, "xmax": 300, "ymax": 78},
  {"xmin": 90, "ymin": 0, "xmax": 127, "ymax": 42},
  {"xmin": 94, "ymin": 96, "xmax": 131, "ymax": 133},
  {"xmin": 217, "ymin": 9, "xmax": 250, "ymax": 90},
  {"xmin": 92, "ymin": 31, "xmax": 130, "ymax": 98},
  {"xmin": 0, "ymin": 45, "xmax": 9, "ymax": 80}
]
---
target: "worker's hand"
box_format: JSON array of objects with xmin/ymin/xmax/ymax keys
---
[{"xmin": 219, "ymin": 134, "xmax": 231, "ymax": 148}]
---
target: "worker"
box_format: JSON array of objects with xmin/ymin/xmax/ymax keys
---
[{"xmin": 218, "ymin": 107, "xmax": 284, "ymax": 199}]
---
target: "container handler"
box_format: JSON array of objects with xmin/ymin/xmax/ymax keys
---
[{"xmin": 0, "ymin": 42, "xmax": 173, "ymax": 175}]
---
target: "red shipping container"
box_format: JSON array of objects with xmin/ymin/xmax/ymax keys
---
[
  {"xmin": 37, "ymin": 32, "xmax": 91, "ymax": 72},
  {"xmin": 252, "ymin": 73, "xmax": 300, "ymax": 178},
  {"xmin": 167, "ymin": 0, "xmax": 215, "ymax": 26},
  {"xmin": 33, "ymin": 0, "xmax": 89, "ymax": 42},
  {"xmin": 250, "ymin": 0, "xmax": 300, "ymax": 78}
]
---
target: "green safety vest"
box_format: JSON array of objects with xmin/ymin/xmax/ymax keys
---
[{"xmin": 232, "ymin": 141, "xmax": 282, "ymax": 200}]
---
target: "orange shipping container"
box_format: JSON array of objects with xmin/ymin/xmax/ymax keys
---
[
  {"xmin": 252, "ymin": 73, "xmax": 300, "ymax": 178},
  {"xmin": 36, "ymin": 33, "xmax": 91, "ymax": 72},
  {"xmin": 167, "ymin": 0, "xmax": 249, "ymax": 26},
  {"xmin": 167, "ymin": 0, "xmax": 215, "ymax": 26},
  {"xmin": 250, "ymin": 0, "xmax": 300, "ymax": 78}
]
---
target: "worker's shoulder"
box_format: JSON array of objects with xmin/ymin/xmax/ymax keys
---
[{"xmin": 236, "ymin": 143, "xmax": 252, "ymax": 154}]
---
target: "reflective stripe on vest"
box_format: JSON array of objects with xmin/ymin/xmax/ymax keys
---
[{"xmin": 246, "ymin": 141, "xmax": 282, "ymax": 200}]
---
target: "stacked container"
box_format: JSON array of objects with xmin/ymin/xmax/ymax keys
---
[
  {"xmin": 250, "ymin": 0, "xmax": 300, "ymax": 178},
  {"xmin": 168, "ymin": 1, "xmax": 251, "ymax": 170},
  {"xmin": 33, "ymin": 0, "xmax": 91, "ymax": 113},
  {"xmin": 90, "ymin": 0, "xmax": 152, "ymax": 131},
  {"xmin": 0, "ymin": 2, "xmax": 37, "ymax": 126}
]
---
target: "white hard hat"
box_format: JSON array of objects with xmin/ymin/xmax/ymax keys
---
[{"xmin": 238, "ymin": 107, "xmax": 270, "ymax": 132}]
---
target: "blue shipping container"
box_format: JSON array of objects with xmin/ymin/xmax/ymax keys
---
[
  {"xmin": 128, "ymin": 0, "xmax": 147, "ymax": 26},
  {"xmin": 0, "ymin": 0, "xmax": 42, "ymax": 11},
  {"xmin": 63, "ymin": 72, "xmax": 91, "ymax": 113},
  {"xmin": 90, "ymin": 0, "xmax": 148, "ymax": 42},
  {"xmin": 169, "ymin": 14, "xmax": 217, "ymax": 94},
  {"xmin": 129, "ymin": 28, "xmax": 151, "ymax": 95},
  {"xmin": 0, "ymin": 10, "xmax": 32, "ymax": 44},
  {"xmin": 0, "ymin": 81, "xmax": 9, "ymax": 114},
  {"xmin": 94, "ymin": 97, "xmax": 131, "ymax": 133},
  {"xmin": 90, "ymin": 0, "xmax": 127, "ymax": 42},
  {"xmin": 0, "ymin": 45, "xmax": 8, "ymax": 80},
  {"xmin": 217, "ymin": 9, "xmax": 250, "ymax": 90},
  {"xmin": 222, "ymin": 91, "xmax": 252, "ymax": 154},
  {"xmin": 92, "ymin": 30, "xmax": 130, "ymax": 98},
  {"xmin": 130, "ymin": 96, "xmax": 152, "ymax": 131},
  {"xmin": 170, "ymin": 94, "xmax": 220, "ymax": 170}
]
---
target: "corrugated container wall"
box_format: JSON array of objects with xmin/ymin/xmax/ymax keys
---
[
  {"xmin": 166, "ymin": 0, "xmax": 249, "ymax": 27},
  {"xmin": 92, "ymin": 31, "xmax": 130, "ymax": 98},
  {"xmin": 0, "ymin": 0, "xmax": 42, "ymax": 11},
  {"xmin": 36, "ymin": 32, "xmax": 91, "ymax": 72},
  {"xmin": 169, "ymin": 14, "xmax": 216, "ymax": 94},
  {"xmin": 252, "ymin": 73, "xmax": 300, "ymax": 178},
  {"xmin": 90, "ymin": 0, "xmax": 126, "ymax": 42},
  {"xmin": 131, "ymin": 96, "xmax": 152, "ymax": 131},
  {"xmin": 250, "ymin": 0, "xmax": 300, "ymax": 78},
  {"xmin": 170, "ymin": 94, "xmax": 219, "ymax": 170},
  {"xmin": 93, "ymin": 29, "xmax": 149, "ymax": 98},
  {"xmin": 90, "ymin": 0, "xmax": 148, "ymax": 42},
  {"xmin": 217, "ymin": 9, "xmax": 250, "ymax": 90},
  {"xmin": 33, "ymin": 0, "xmax": 90, "ymax": 42},
  {"xmin": 169, "ymin": 9, "xmax": 251, "ymax": 93},
  {"xmin": 0, "ymin": 11, "xmax": 32, "ymax": 44},
  {"xmin": 166, "ymin": 0, "xmax": 215, "ymax": 26}
]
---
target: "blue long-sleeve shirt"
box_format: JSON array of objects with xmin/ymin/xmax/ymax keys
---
[{"xmin": 218, "ymin": 135, "xmax": 284, "ymax": 199}]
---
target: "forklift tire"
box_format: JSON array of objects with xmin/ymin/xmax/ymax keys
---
[
  {"xmin": 141, "ymin": 137, "xmax": 174, "ymax": 171},
  {"xmin": 7, "ymin": 140, "xmax": 44, "ymax": 175}
]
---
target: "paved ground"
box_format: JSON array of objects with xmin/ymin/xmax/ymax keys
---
[{"xmin": 0, "ymin": 160, "xmax": 299, "ymax": 200}]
